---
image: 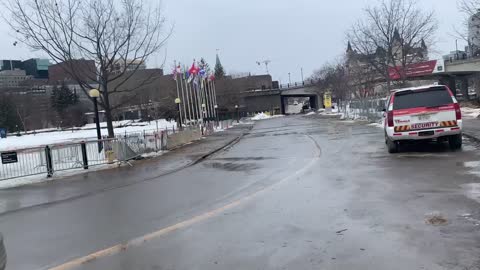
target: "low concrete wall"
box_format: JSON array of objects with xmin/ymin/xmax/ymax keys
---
[{"xmin": 166, "ymin": 128, "xmax": 202, "ymax": 150}]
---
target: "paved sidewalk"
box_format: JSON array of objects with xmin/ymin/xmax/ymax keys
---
[{"xmin": 0, "ymin": 124, "xmax": 253, "ymax": 215}]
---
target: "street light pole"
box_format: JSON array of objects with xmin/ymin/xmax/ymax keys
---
[
  {"xmin": 89, "ymin": 89, "xmax": 102, "ymax": 152},
  {"xmin": 214, "ymin": 104, "xmax": 219, "ymax": 127},
  {"xmin": 288, "ymin": 72, "xmax": 291, "ymax": 85},
  {"xmin": 301, "ymin": 67, "xmax": 304, "ymax": 83},
  {"xmin": 456, "ymin": 39, "xmax": 459, "ymax": 60},
  {"xmin": 201, "ymin": 103, "xmax": 207, "ymax": 123},
  {"xmin": 175, "ymin": 98, "xmax": 182, "ymax": 130},
  {"xmin": 235, "ymin": 104, "xmax": 239, "ymax": 123}
]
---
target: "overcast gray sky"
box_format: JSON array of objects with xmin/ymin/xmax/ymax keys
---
[{"xmin": 0, "ymin": 0, "xmax": 466, "ymax": 83}]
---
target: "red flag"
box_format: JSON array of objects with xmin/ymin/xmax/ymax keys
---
[{"xmin": 189, "ymin": 62, "xmax": 198, "ymax": 75}]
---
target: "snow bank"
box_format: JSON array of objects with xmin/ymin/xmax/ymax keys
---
[
  {"xmin": 368, "ymin": 122, "xmax": 384, "ymax": 128},
  {"xmin": 0, "ymin": 119, "xmax": 176, "ymax": 151},
  {"xmin": 250, "ymin": 113, "xmax": 285, "ymax": 121},
  {"xmin": 251, "ymin": 113, "xmax": 271, "ymax": 120},
  {"xmin": 461, "ymin": 107, "xmax": 480, "ymax": 119}
]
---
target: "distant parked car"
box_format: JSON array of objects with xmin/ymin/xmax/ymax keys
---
[{"xmin": 0, "ymin": 233, "xmax": 5, "ymax": 270}]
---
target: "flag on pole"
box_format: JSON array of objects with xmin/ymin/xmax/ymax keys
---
[
  {"xmin": 172, "ymin": 64, "xmax": 181, "ymax": 80},
  {"xmin": 188, "ymin": 62, "xmax": 198, "ymax": 83}
]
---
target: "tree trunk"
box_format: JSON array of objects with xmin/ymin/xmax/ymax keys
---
[{"xmin": 101, "ymin": 83, "xmax": 115, "ymax": 138}]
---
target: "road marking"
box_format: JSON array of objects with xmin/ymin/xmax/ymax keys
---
[{"xmin": 48, "ymin": 135, "xmax": 321, "ymax": 270}]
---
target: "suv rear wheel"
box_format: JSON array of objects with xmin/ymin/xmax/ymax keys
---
[
  {"xmin": 386, "ymin": 137, "xmax": 399, "ymax": 153},
  {"xmin": 449, "ymin": 134, "xmax": 462, "ymax": 150}
]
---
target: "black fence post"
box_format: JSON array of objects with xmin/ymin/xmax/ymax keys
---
[
  {"xmin": 81, "ymin": 142, "xmax": 89, "ymax": 169},
  {"xmin": 45, "ymin": 146, "xmax": 53, "ymax": 178}
]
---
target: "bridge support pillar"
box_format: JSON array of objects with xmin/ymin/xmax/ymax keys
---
[
  {"xmin": 439, "ymin": 76, "xmax": 457, "ymax": 97},
  {"xmin": 280, "ymin": 96, "xmax": 287, "ymax": 114},
  {"xmin": 309, "ymin": 95, "xmax": 319, "ymax": 110},
  {"xmin": 460, "ymin": 77, "xmax": 469, "ymax": 100}
]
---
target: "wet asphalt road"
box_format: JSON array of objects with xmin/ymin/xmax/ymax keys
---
[{"xmin": 2, "ymin": 115, "xmax": 480, "ymax": 270}]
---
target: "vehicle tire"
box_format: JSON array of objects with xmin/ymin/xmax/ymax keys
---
[
  {"xmin": 387, "ymin": 137, "xmax": 399, "ymax": 153},
  {"xmin": 449, "ymin": 134, "xmax": 462, "ymax": 150}
]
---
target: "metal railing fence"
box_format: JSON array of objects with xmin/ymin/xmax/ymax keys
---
[
  {"xmin": 0, "ymin": 119, "xmax": 237, "ymax": 181},
  {"xmin": 338, "ymin": 97, "xmax": 387, "ymax": 122}
]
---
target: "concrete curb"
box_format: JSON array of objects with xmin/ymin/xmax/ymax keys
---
[{"xmin": 0, "ymin": 125, "xmax": 254, "ymax": 217}]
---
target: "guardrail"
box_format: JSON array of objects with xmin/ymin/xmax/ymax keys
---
[
  {"xmin": 0, "ymin": 127, "xmax": 185, "ymax": 181},
  {"xmin": 278, "ymin": 80, "xmax": 316, "ymax": 89},
  {"xmin": 0, "ymin": 120, "xmax": 235, "ymax": 181}
]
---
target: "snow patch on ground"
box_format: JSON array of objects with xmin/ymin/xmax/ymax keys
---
[
  {"xmin": 368, "ymin": 123, "xmax": 384, "ymax": 128},
  {"xmin": 251, "ymin": 113, "xmax": 284, "ymax": 121},
  {"xmin": 0, "ymin": 119, "xmax": 176, "ymax": 151},
  {"xmin": 461, "ymin": 107, "xmax": 480, "ymax": 119},
  {"xmin": 368, "ymin": 119, "xmax": 385, "ymax": 128},
  {"xmin": 305, "ymin": 112, "xmax": 316, "ymax": 116}
]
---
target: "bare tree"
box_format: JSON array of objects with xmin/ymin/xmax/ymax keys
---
[
  {"xmin": 311, "ymin": 61, "xmax": 349, "ymax": 100},
  {"xmin": 5, "ymin": 0, "xmax": 171, "ymax": 137},
  {"xmin": 346, "ymin": 0, "xmax": 437, "ymax": 90},
  {"xmin": 457, "ymin": 0, "xmax": 480, "ymax": 57}
]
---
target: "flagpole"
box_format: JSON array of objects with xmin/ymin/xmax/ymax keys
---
[
  {"xmin": 188, "ymin": 77, "xmax": 197, "ymax": 123},
  {"xmin": 206, "ymin": 80, "xmax": 213, "ymax": 120},
  {"xmin": 184, "ymin": 69, "xmax": 193, "ymax": 124},
  {"xmin": 208, "ymin": 80, "xmax": 215, "ymax": 120},
  {"xmin": 179, "ymin": 69, "xmax": 188, "ymax": 125},
  {"xmin": 174, "ymin": 61, "xmax": 184, "ymax": 128},
  {"xmin": 212, "ymin": 78, "xmax": 219, "ymax": 122},
  {"xmin": 195, "ymin": 77, "xmax": 202, "ymax": 123},
  {"xmin": 212, "ymin": 78, "xmax": 218, "ymax": 119},
  {"xmin": 201, "ymin": 78, "xmax": 210, "ymax": 119}
]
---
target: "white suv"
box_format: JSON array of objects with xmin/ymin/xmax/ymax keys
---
[{"xmin": 384, "ymin": 85, "xmax": 462, "ymax": 153}]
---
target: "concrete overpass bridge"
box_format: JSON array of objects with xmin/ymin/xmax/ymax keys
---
[
  {"xmin": 243, "ymin": 82, "xmax": 320, "ymax": 114},
  {"xmin": 242, "ymin": 58, "xmax": 480, "ymax": 115},
  {"xmin": 390, "ymin": 58, "xmax": 480, "ymax": 97}
]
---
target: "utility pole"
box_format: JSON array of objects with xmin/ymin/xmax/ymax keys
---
[
  {"xmin": 288, "ymin": 73, "xmax": 291, "ymax": 85},
  {"xmin": 456, "ymin": 39, "xmax": 459, "ymax": 60},
  {"xmin": 256, "ymin": 60, "xmax": 271, "ymax": 74},
  {"xmin": 301, "ymin": 67, "xmax": 304, "ymax": 82}
]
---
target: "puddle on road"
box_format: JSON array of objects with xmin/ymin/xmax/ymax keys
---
[
  {"xmin": 460, "ymin": 183, "xmax": 480, "ymax": 204},
  {"xmin": 213, "ymin": 157, "xmax": 274, "ymax": 161},
  {"xmin": 204, "ymin": 162, "xmax": 261, "ymax": 172}
]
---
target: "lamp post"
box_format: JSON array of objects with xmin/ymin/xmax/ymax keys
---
[
  {"xmin": 175, "ymin": 98, "xmax": 182, "ymax": 129},
  {"xmin": 214, "ymin": 104, "xmax": 219, "ymax": 126},
  {"xmin": 235, "ymin": 104, "xmax": 239, "ymax": 123},
  {"xmin": 456, "ymin": 39, "xmax": 459, "ymax": 60},
  {"xmin": 89, "ymin": 89, "xmax": 102, "ymax": 152},
  {"xmin": 201, "ymin": 103, "xmax": 207, "ymax": 123}
]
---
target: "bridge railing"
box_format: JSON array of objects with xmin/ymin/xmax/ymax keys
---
[{"xmin": 278, "ymin": 80, "xmax": 316, "ymax": 90}]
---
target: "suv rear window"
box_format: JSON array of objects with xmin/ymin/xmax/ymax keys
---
[{"xmin": 393, "ymin": 86, "xmax": 453, "ymax": 110}]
